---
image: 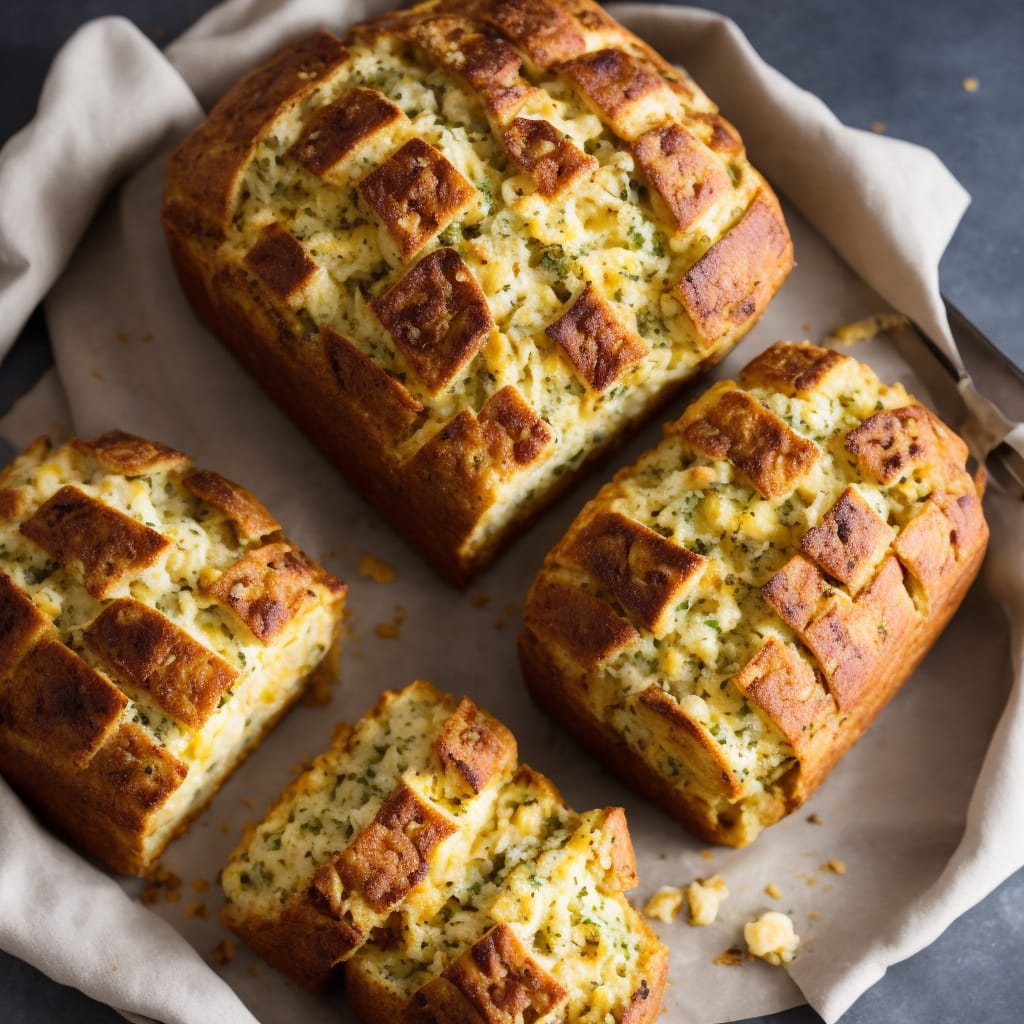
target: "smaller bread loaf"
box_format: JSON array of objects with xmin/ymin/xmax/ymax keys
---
[
  {"xmin": 162, "ymin": 0, "xmax": 794, "ymax": 585},
  {"xmin": 519, "ymin": 341, "xmax": 988, "ymax": 846},
  {"xmin": 221, "ymin": 681, "xmax": 667, "ymax": 1024},
  {"xmin": 0, "ymin": 431, "xmax": 345, "ymax": 875}
]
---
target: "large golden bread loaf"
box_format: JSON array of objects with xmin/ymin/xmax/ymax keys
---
[
  {"xmin": 518, "ymin": 342, "xmax": 988, "ymax": 846},
  {"xmin": 162, "ymin": 0, "xmax": 793, "ymax": 584},
  {"xmin": 221, "ymin": 681, "xmax": 667, "ymax": 1023},
  {"xmin": 0, "ymin": 431, "xmax": 345, "ymax": 875}
]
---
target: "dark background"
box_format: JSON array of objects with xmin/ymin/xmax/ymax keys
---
[{"xmin": 1, "ymin": 2, "xmax": 1022, "ymax": 1023}]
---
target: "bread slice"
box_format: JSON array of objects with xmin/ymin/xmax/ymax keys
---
[
  {"xmin": 519, "ymin": 341, "xmax": 988, "ymax": 846},
  {"xmin": 162, "ymin": 0, "xmax": 793, "ymax": 585},
  {"xmin": 220, "ymin": 681, "xmax": 667, "ymax": 1023},
  {"xmin": 0, "ymin": 431, "xmax": 345, "ymax": 875}
]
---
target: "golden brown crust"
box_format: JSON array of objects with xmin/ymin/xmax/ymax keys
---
[
  {"xmin": 564, "ymin": 510, "xmax": 704, "ymax": 635},
  {"xmin": 600, "ymin": 804, "xmax": 639, "ymax": 890},
  {"xmin": 321, "ymin": 326, "xmax": 426, "ymax": 445},
  {"xmin": 413, "ymin": 925, "xmax": 567, "ymax": 1024},
  {"xmin": 433, "ymin": 697, "xmax": 518, "ymax": 794},
  {"xmin": 502, "ymin": 116, "xmax": 597, "ymax": 197},
  {"xmin": 521, "ymin": 575, "xmax": 639, "ymax": 664},
  {"xmin": 0, "ymin": 571, "xmax": 51, "ymax": 666},
  {"xmin": 632, "ymin": 123, "xmax": 731, "ymax": 236},
  {"xmin": 761, "ymin": 554, "xmax": 828, "ymax": 632},
  {"xmin": 202, "ymin": 541, "xmax": 341, "ymax": 644},
  {"xmin": 1, "ymin": 637, "xmax": 127, "ymax": 768},
  {"xmin": 474, "ymin": 0, "xmax": 586, "ymax": 69},
  {"xmin": 244, "ymin": 222, "xmax": 320, "ymax": 302},
  {"xmin": 739, "ymin": 340, "xmax": 850, "ymax": 395},
  {"xmin": 560, "ymin": 47, "xmax": 675, "ymax": 140},
  {"xmin": 359, "ymin": 138, "xmax": 477, "ymax": 260},
  {"xmin": 845, "ymin": 404, "xmax": 968, "ymax": 485},
  {"xmin": 675, "ymin": 190, "xmax": 794, "ymax": 347},
  {"xmin": 545, "ymin": 283, "xmax": 649, "ymax": 392},
  {"xmin": 82, "ymin": 599, "xmax": 238, "ymax": 730},
  {"xmin": 20, "ymin": 486, "xmax": 169, "ymax": 600},
  {"xmin": 673, "ymin": 384, "xmax": 820, "ymax": 498},
  {"xmin": 163, "ymin": 30, "xmax": 349, "ymax": 234},
  {"xmin": 732, "ymin": 639, "xmax": 831, "ymax": 755},
  {"xmin": 621, "ymin": 949, "xmax": 670, "ymax": 1024},
  {"xmin": 408, "ymin": 21, "xmax": 537, "ymax": 125},
  {"xmin": 290, "ymin": 87, "xmax": 404, "ymax": 177},
  {"xmin": 338, "ymin": 784, "xmax": 459, "ymax": 913},
  {"xmin": 81, "ymin": 721, "xmax": 189, "ymax": 832},
  {"xmin": 800, "ymin": 486, "xmax": 894, "ymax": 593},
  {"xmin": 0, "ymin": 487, "xmax": 31, "ymax": 520},
  {"xmin": 73, "ymin": 430, "xmax": 192, "ymax": 477},
  {"xmin": 372, "ymin": 247, "xmax": 494, "ymax": 394},
  {"xmin": 476, "ymin": 386, "xmax": 553, "ymax": 468},
  {"xmin": 182, "ymin": 468, "xmax": 281, "ymax": 542}
]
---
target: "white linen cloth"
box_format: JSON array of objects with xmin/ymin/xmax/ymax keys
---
[{"xmin": 0, "ymin": 3, "xmax": 1022, "ymax": 1023}]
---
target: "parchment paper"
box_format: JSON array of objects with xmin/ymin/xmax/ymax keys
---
[{"xmin": 0, "ymin": 3, "xmax": 1022, "ymax": 1023}]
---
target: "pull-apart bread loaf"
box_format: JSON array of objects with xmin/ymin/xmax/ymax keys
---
[
  {"xmin": 0, "ymin": 431, "xmax": 345, "ymax": 875},
  {"xmin": 221, "ymin": 681, "xmax": 667, "ymax": 1023},
  {"xmin": 162, "ymin": 0, "xmax": 794, "ymax": 584},
  {"xmin": 519, "ymin": 342, "xmax": 988, "ymax": 847}
]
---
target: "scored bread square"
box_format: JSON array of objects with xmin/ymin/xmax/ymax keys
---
[
  {"xmin": 221, "ymin": 681, "xmax": 668, "ymax": 1022},
  {"xmin": 519, "ymin": 341, "xmax": 988, "ymax": 847},
  {"xmin": 0, "ymin": 431, "xmax": 346, "ymax": 876},
  {"xmin": 163, "ymin": 0, "xmax": 795, "ymax": 585}
]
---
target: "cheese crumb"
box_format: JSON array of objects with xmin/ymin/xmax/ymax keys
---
[
  {"xmin": 962, "ymin": 77, "xmax": 979, "ymax": 93},
  {"xmin": 686, "ymin": 874, "xmax": 729, "ymax": 926},
  {"xmin": 764, "ymin": 882, "xmax": 782, "ymax": 900},
  {"xmin": 643, "ymin": 885, "xmax": 684, "ymax": 923},
  {"xmin": 820, "ymin": 858, "xmax": 847, "ymax": 875},
  {"xmin": 824, "ymin": 312, "xmax": 909, "ymax": 346},
  {"xmin": 744, "ymin": 911, "xmax": 800, "ymax": 965}
]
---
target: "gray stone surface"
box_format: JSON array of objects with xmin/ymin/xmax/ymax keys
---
[{"xmin": 1, "ymin": 2, "xmax": 1021, "ymax": 1023}]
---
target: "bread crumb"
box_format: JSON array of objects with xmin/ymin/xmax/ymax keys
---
[
  {"xmin": 764, "ymin": 882, "xmax": 782, "ymax": 900},
  {"xmin": 643, "ymin": 885, "xmax": 684, "ymax": 923},
  {"xmin": 744, "ymin": 911, "xmax": 800, "ymax": 965},
  {"xmin": 962, "ymin": 76, "xmax": 979, "ymax": 93},
  {"xmin": 699, "ymin": 849, "xmax": 715, "ymax": 860},
  {"xmin": 212, "ymin": 938, "xmax": 236, "ymax": 966},
  {"xmin": 714, "ymin": 946, "xmax": 745, "ymax": 967},
  {"xmin": 358, "ymin": 554, "xmax": 395, "ymax": 583},
  {"xmin": 808, "ymin": 911, "xmax": 821, "ymax": 922},
  {"xmin": 870, "ymin": 120, "xmax": 886, "ymax": 133},
  {"xmin": 807, "ymin": 813, "xmax": 823, "ymax": 825},
  {"xmin": 191, "ymin": 879, "xmax": 210, "ymax": 893},
  {"xmin": 471, "ymin": 594, "xmax": 490, "ymax": 608},
  {"xmin": 503, "ymin": 602, "xmax": 520, "ymax": 618},
  {"xmin": 375, "ymin": 622, "xmax": 400, "ymax": 639},
  {"xmin": 138, "ymin": 867, "xmax": 182, "ymax": 905},
  {"xmin": 687, "ymin": 874, "xmax": 729, "ymax": 926},
  {"xmin": 184, "ymin": 902, "xmax": 208, "ymax": 919},
  {"xmin": 824, "ymin": 312, "xmax": 909, "ymax": 346},
  {"xmin": 820, "ymin": 859, "xmax": 847, "ymax": 875},
  {"xmin": 247, "ymin": 963, "xmax": 261, "ymax": 976}
]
